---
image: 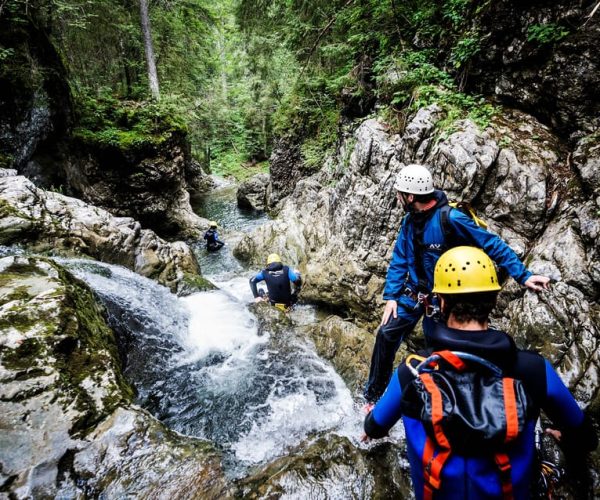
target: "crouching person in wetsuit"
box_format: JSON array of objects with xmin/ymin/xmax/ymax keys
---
[
  {"xmin": 203, "ymin": 221, "xmax": 225, "ymax": 251},
  {"xmin": 249, "ymin": 253, "xmax": 302, "ymax": 311},
  {"xmin": 363, "ymin": 246, "xmax": 597, "ymax": 500}
]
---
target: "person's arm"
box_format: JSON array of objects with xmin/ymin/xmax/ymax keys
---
[
  {"xmin": 541, "ymin": 360, "xmax": 598, "ymax": 454},
  {"xmin": 381, "ymin": 218, "xmax": 410, "ymax": 325},
  {"xmin": 215, "ymin": 231, "xmax": 224, "ymax": 243},
  {"xmin": 447, "ymin": 210, "xmax": 549, "ymax": 289},
  {"xmin": 364, "ymin": 368, "xmax": 404, "ymax": 439},
  {"xmin": 383, "ymin": 217, "xmax": 410, "ymax": 300},
  {"xmin": 288, "ymin": 268, "xmax": 302, "ymax": 290},
  {"xmin": 249, "ymin": 271, "xmax": 264, "ymax": 299}
]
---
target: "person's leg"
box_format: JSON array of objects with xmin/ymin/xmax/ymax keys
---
[{"xmin": 364, "ymin": 310, "xmax": 421, "ymax": 403}]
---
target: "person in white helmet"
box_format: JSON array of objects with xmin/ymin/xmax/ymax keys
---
[{"xmin": 363, "ymin": 163, "xmax": 550, "ymax": 409}]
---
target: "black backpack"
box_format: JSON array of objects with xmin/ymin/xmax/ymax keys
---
[{"xmin": 400, "ymin": 350, "xmax": 533, "ymax": 499}]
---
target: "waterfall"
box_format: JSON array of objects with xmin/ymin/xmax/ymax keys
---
[{"xmin": 61, "ymin": 258, "xmax": 358, "ymax": 477}]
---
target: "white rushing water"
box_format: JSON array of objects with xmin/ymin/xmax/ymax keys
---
[{"xmin": 60, "ymin": 257, "xmax": 360, "ymax": 474}]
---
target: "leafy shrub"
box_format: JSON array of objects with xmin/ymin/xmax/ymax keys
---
[
  {"xmin": 527, "ymin": 23, "xmax": 570, "ymax": 45},
  {"xmin": 72, "ymin": 91, "xmax": 188, "ymax": 151}
]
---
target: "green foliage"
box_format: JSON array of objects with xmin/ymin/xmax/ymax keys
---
[
  {"xmin": 450, "ymin": 32, "xmax": 482, "ymax": 69},
  {"xmin": 411, "ymin": 85, "xmax": 497, "ymax": 131},
  {"xmin": 300, "ymin": 109, "xmax": 339, "ymax": 171},
  {"xmin": 375, "ymin": 51, "xmax": 453, "ymax": 107},
  {"xmin": 210, "ymin": 152, "xmax": 269, "ymax": 182},
  {"xmin": 72, "ymin": 92, "xmax": 188, "ymax": 151},
  {"xmin": 527, "ymin": 23, "xmax": 570, "ymax": 45},
  {"xmin": 0, "ymin": 47, "xmax": 15, "ymax": 62}
]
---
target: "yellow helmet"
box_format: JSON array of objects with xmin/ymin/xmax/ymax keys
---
[
  {"xmin": 267, "ymin": 253, "xmax": 282, "ymax": 265},
  {"xmin": 432, "ymin": 246, "xmax": 502, "ymax": 294},
  {"xmin": 209, "ymin": 221, "xmax": 218, "ymax": 228}
]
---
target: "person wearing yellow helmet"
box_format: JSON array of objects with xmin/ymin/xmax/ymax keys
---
[
  {"xmin": 250, "ymin": 253, "xmax": 302, "ymax": 310},
  {"xmin": 203, "ymin": 221, "xmax": 225, "ymax": 251},
  {"xmin": 363, "ymin": 163, "xmax": 550, "ymax": 406},
  {"xmin": 363, "ymin": 246, "xmax": 597, "ymax": 499}
]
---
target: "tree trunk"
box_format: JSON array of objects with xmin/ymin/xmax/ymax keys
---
[{"xmin": 139, "ymin": 0, "xmax": 160, "ymax": 100}]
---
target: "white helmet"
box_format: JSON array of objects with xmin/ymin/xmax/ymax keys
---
[{"xmin": 393, "ymin": 164, "xmax": 434, "ymax": 194}]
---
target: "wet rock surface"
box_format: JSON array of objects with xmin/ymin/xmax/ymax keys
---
[
  {"xmin": 0, "ymin": 170, "xmax": 201, "ymax": 293},
  {"xmin": 237, "ymin": 173, "xmax": 270, "ymax": 212},
  {"xmin": 0, "ymin": 256, "xmax": 230, "ymax": 498},
  {"xmin": 237, "ymin": 434, "xmax": 411, "ymax": 499}
]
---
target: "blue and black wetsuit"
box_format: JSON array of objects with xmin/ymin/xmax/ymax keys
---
[
  {"xmin": 204, "ymin": 229, "xmax": 224, "ymax": 251},
  {"xmin": 249, "ymin": 263, "xmax": 302, "ymax": 306},
  {"xmin": 364, "ymin": 324, "xmax": 597, "ymax": 500},
  {"xmin": 364, "ymin": 189, "xmax": 533, "ymax": 403}
]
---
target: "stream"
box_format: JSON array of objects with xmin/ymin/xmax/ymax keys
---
[{"xmin": 60, "ymin": 179, "xmax": 363, "ymax": 481}]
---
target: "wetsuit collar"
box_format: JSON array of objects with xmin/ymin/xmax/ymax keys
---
[
  {"xmin": 428, "ymin": 323, "xmax": 517, "ymax": 369},
  {"xmin": 266, "ymin": 262, "xmax": 284, "ymax": 272}
]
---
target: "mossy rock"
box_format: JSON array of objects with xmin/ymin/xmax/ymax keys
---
[
  {"xmin": 177, "ymin": 271, "xmax": 217, "ymax": 296},
  {"xmin": 0, "ymin": 256, "xmax": 133, "ymax": 436}
]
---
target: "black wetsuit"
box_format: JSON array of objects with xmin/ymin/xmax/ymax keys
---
[
  {"xmin": 249, "ymin": 262, "xmax": 302, "ymax": 306},
  {"xmin": 204, "ymin": 229, "xmax": 224, "ymax": 251}
]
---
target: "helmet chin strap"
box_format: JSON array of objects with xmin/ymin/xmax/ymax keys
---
[{"xmin": 399, "ymin": 192, "xmax": 415, "ymax": 212}]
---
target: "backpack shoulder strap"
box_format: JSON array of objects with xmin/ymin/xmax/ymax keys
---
[{"xmin": 439, "ymin": 204, "xmax": 454, "ymax": 246}]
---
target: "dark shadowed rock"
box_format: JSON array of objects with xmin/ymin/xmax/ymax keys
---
[{"xmin": 469, "ymin": 1, "xmax": 600, "ymax": 138}]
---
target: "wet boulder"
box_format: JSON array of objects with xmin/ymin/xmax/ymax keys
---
[
  {"xmin": 0, "ymin": 170, "xmax": 201, "ymax": 294},
  {"xmin": 236, "ymin": 433, "xmax": 412, "ymax": 499},
  {"xmin": 0, "ymin": 255, "xmax": 230, "ymax": 498},
  {"xmin": 301, "ymin": 316, "xmax": 375, "ymax": 396},
  {"xmin": 0, "ymin": 255, "xmax": 132, "ymax": 497},
  {"xmin": 237, "ymin": 172, "xmax": 270, "ymax": 211}
]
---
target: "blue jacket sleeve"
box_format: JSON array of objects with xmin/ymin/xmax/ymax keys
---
[
  {"xmin": 541, "ymin": 360, "xmax": 597, "ymax": 453},
  {"xmin": 288, "ymin": 268, "xmax": 300, "ymax": 282},
  {"xmin": 447, "ymin": 210, "xmax": 532, "ymax": 285},
  {"xmin": 364, "ymin": 368, "xmax": 404, "ymax": 438},
  {"xmin": 383, "ymin": 217, "xmax": 410, "ymax": 300}
]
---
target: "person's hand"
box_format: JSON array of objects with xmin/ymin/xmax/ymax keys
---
[
  {"xmin": 524, "ymin": 275, "xmax": 551, "ymax": 292},
  {"xmin": 254, "ymin": 297, "xmax": 264, "ymax": 303},
  {"xmin": 360, "ymin": 433, "xmax": 371, "ymax": 443},
  {"xmin": 381, "ymin": 300, "xmax": 398, "ymax": 326},
  {"xmin": 545, "ymin": 427, "xmax": 562, "ymax": 442}
]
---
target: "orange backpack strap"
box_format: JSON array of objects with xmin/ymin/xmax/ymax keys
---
[
  {"xmin": 435, "ymin": 350, "xmax": 467, "ymax": 371},
  {"xmin": 420, "ymin": 372, "xmax": 452, "ymax": 499},
  {"xmin": 494, "ymin": 452, "xmax": 514, "ymax": 499},
  {"xmin": 503, "ymin": 377, "xmax": 519, "ymax": 442}
]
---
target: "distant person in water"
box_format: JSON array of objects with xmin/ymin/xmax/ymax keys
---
[
  {"xmin": 203, "ymin": 221, "xmax": 225, "ymax": 251},
  {"xmin": 250, "ymin": 253, "xmax": 302, "ymax": 311}
]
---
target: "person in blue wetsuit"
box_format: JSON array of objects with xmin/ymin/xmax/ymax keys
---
[
  {"xmin": 363, "ymin": 246, "xmax": 597, "ymax": 500},
  {"xmin": 203, "ymin": 221, "xmax": 225, "ymax": 251},
  {"xmin": 249, "ymin": 253, "xmax": 302, "ymax": 310},
  {"xmin": 363, "ymin": 163, "xmax": 550, "ymax": 406}
]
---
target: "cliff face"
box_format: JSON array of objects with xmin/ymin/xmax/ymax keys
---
[
  {"xmin": 0, "ymin": 8, "xmax": 208, "ymax": 240},
  {"xmin": 0, "ymin": 14, "xmax": 71, "ymax": 180},
  {"xmin": 234, "ymin": 105, "xmax": 600, "ymax": 411},
  {"xmin": 468, "ymin": 0, "xmax": 600, "ymax": 139}
]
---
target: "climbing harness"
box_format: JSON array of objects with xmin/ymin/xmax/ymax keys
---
[{"xmin": 534, "ymin": 426, "xmax": 564, "ymax": 499}]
